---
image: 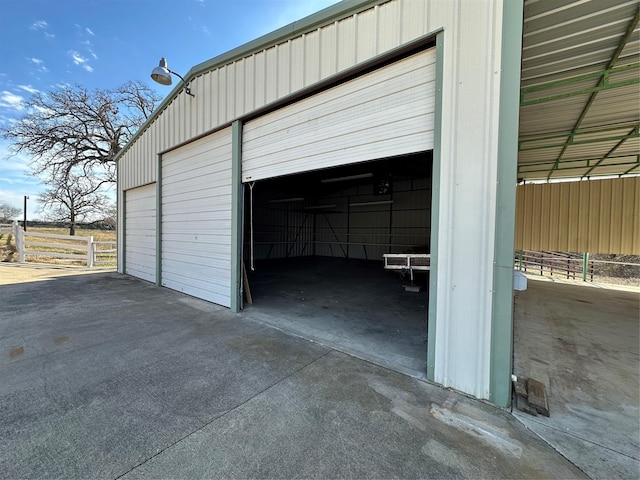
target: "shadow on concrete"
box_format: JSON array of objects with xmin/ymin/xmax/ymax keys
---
[
  {"xmin": 0, "ymin": 270, "xmax": 585, "ymax": 478},
  {"xmin": 513, "ymin": 276, "xmax": 640, "ymax": 479}
]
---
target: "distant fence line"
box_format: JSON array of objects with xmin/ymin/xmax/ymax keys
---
[
  {"xmin": 514, "ymin": 249, "xmax": 640, "ymax": 283},
  {"xmin": 10, "ymin": 222, "xmax": 116, "ymax": 267}
]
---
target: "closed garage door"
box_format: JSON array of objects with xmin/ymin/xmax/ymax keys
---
[
  {"xmin": 242, "ymin": 48, "xmax": 436, "ymax": 182},
  {"xmin": 125, "ymin": 183, "xmax": 156, "ymax": 283},
  {"xmin": 161, "ymin": 127, "xmax": 233, "ymax": 307}
]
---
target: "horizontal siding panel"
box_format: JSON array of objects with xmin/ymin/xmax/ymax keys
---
[
  {"xmin": 118, "ymin": 0, "xmax": 434, "ymax": 192},
  {"xmin": 515, "ymin": 177, "xmax": 640, "ymax": 254},
  {"xmin": 243, "ymin": 49, "xmax": 436, "ymax": 182},
  {"xmin": 161, "ymin": 127, "xmax": 233, "ymax": 307},
  {"xmin": 125, "ymin": 183, "xmax": 156, "ymax": 283}
]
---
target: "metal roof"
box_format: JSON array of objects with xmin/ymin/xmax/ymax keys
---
[{"xmin": 519, "ymin": 0, "xmax": 640, "ymax": 181}]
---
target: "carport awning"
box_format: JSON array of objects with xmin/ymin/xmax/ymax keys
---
[{"xmin": 518, "ymin": 0, "xmax": 639, "ymax": 181}]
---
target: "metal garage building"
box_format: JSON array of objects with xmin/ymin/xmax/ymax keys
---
[{"xmin": 116, "ymin": 0, "xmax": 639, "ymax": 408}]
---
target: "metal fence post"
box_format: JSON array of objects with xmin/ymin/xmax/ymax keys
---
[{"xmin": 582, "ymin": 252, "xmax": 589, "ymax": 282}]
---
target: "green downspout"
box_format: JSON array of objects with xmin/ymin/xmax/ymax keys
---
[
  {"xmin": 156, "ymin": 153, "xmax": 163, "ymax": 287},
  {"xmin": 489, "ymin": 0, "xmax": 524, "ymax": 408},
  {"xmin": 427, "ymin": 31, "xmax": 444, "ymax": 382},
  {"xmin": 231, "ymin": 120, "xmax": 244, "ymax": 312}
]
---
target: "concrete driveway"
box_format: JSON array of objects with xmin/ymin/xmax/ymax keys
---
[{"xmin": 0, "ymin": 265, "xmax": 585, "ymax": 479}]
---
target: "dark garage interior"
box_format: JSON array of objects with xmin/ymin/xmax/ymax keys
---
[{"xmin": 241, "ymin": 152, "xmax": 433, "ymax": 378}]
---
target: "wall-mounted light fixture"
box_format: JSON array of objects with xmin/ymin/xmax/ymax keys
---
[{"xmin": 151, "ymin": 57, "xmax": 195, "ymax": 97}]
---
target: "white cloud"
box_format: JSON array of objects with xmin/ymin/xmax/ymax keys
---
[
  {"xmin": 17, "ymin": 85, "xmax": 39, "ymax": 94},
  {"xmin": 0, "ymin": 91, "xmax": 25, "ymax": 111},
  {"xmin": 86, "ymin": 27, "xmax": 95, "ymax": 36},
  {"xmin": 30, "ymin": 20, "xmax": 55, "ymax": 39},
  {"xmin": 69, "ymin": 51, "xmax": 88, "ymax": 65},
  {"xmin": 69, "ymin": 51, "xmax": 94, "ymax": 72},
  {"xmin": 32, "ymin": 105, "xmax": 54, "ymax": 115},
  {"xmin": 30, "ymin": 20, "xmax": 48, "ymax": 31},
  {"xmin": 29, "ymin": 58, "xmax": 49, "ymax": 73}
]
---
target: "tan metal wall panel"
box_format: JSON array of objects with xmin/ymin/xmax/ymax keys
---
[
  {"xmin": 516, "ymin": 177, "xmax": 640, "ymax": 254},
  {"xmin": 320, "ymin": 22, "xmax": 338, "ymax": 79}
]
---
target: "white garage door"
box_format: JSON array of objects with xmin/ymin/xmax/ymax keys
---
[
  {"xmin": 242, "ymin": 48, "xmax": 436, "ymax": 182},
  {"xmin": 161, "ymin": 127, "xmax": 233, "ymax": 307},
  {"xmin": 125, "ymin": 183, "xmax": 156, "ymax": 283}
]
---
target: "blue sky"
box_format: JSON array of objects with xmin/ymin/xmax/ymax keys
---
[{"xmin": 0, "ymin": 0, "xmax": 339, "ymax": 219}]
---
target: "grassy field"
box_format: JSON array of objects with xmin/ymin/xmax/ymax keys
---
[{"xmin": 0, "ymin": 226, "xmax": 116, "ymax": 266}]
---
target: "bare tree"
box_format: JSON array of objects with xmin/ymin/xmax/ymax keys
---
[
  {"xmin": 2, "ymin": 81, "xmax": 160, "ymax": 234},
  {"xmin": 2, "ymin": 80, "xmax": 161, "ymax": 184},
  {"xmin": 0, "ymin": 202, "xmax": 21, "ymax": 222},
  {"xmin": 38, "ymin": 173, "xmax": 111, "ymax": 236}
]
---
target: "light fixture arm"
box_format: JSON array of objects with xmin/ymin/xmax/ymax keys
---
[{"xmin": 168, "ymin": 69, "xmax": 195, "ymax": 97}]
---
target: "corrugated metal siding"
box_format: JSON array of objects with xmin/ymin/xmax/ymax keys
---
[
  {"xmin": 242, "ymin": 49, "xmax": 436, "ymax": 182},
  {"xmin": 515, "ymin": 177, "xmax": 640, "ymax": 254},
  {"xmin": 250, "ymin": 203, "xmax": 313, "ymax": 260},
  {"xmin": 119, "ymin": 0, "xmax": 439, "ymax": 191},
  {"xmin": 119, "ymin": 0, "xmax": 511, "ymax": 401},
  {"xmin": 124, "ymin": 183, "xmax": 156, "ymax": 283},
  {"xmin": 252, "ymin": 177, "xmax": 431, "ymax": 262},
  {"xmin": 161, "ymin": 128, "xmax": 233, "ymax": 307}
]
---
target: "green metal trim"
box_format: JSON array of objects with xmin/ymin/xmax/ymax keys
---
[
  {"xmin": 230, "ymin": 120, "xmax": 244, "ymax": 313},
  {"xmin": 490, "ymin": 0, "xmax": 524, "ymax": 408},
  {"xmin": 622, "ymin": 157, "xmax": 640, "ymax": 175},
  {"xmin": 519, "ymin": 123, "xmax": 639, "ymax": 148},
  {"xmin": 520, "ymin": 63, "xmax": 640, "ymax": 106},
  {"xmin": 156, "ymin": 153, "xmax": 163, "ymax": 287},
  {"xmin": 546, "ymin": 8, "xmax": 640, "ymax": 181},
  {"xmin": 518, "ymin": 153, "xmax": 638, "ymax": 169},
  {"xmin": 119, "ymin": 163, "xmax": 125, "ymax": 274},
  {"xmin": 582, "ymin": 125, "xmax": 639, "ymax": 178},
  {"xmin": 113, "ymin": 0, "xmax": 387, "ymax": 164},
  {"xmin": 520, "ymin": 131, "xmax": 640, "ymax": 152},
  {"xmin": 519, "ymin": 160, "xmax": 640, "ymax": 176},
  {"xmin": 427, "ymin": 31, "xmax": 444, "ymax": 383},
  {"xmin": 582, "ymin": 252, "xmax": 589, "ymax": 282}
]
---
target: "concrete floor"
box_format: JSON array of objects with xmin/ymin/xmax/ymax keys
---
[
  {"xmin": 243, "ymin": 258, "xmax": 640, "ymax": 479},
  {"xmin": 242, "ymin": 257, "xmax": 429, "ymax": 379},
  {"xmin": 513, "ymin": 276, "xmax": 640, "ymax": 479},
  {"xmin": 0, "ymin": 265, "xmax": 585, "ymax": 479}
]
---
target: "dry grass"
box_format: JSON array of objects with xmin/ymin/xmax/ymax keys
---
[{"xmin": 0, "ymin": 227, "xmax": 116, "ymax": 266}]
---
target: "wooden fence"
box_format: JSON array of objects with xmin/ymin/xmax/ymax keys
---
[{"xmin": 12, "ymin": 222, "xmax": 116, "ymax": 267}]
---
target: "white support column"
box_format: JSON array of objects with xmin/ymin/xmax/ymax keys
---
[
  {"xmin": 14, "ymin": 221, "xmax": 25, "ymax": 263},
  {"xmin": 87, "ymin": 236, "xmax": 94, "ymax": 267}
]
